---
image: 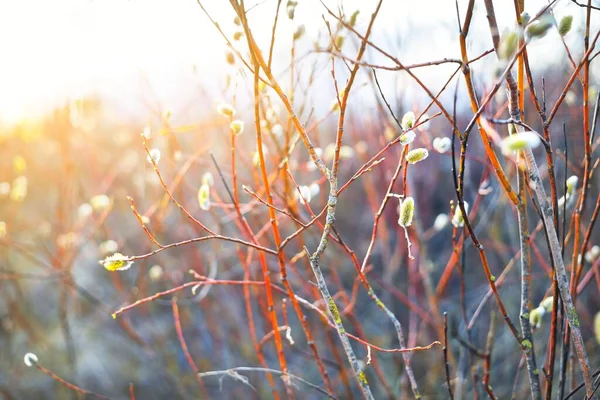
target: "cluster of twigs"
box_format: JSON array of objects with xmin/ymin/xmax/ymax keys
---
[{"xmin": 2, "ymin": 0, "xmax": 600, "ymax": 399}]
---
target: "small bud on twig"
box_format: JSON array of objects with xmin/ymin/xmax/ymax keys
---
[
  {"xmin": 558, "ymin": 15, "xmax": 573, "ymax": 36},
  {"xmin": 100, "ymin": 253, "xmax": 133, "ymax": 271},
  {"xmin": 529, "ymin": 306, "xmax": 545, "ymax": 329},
  {"xmin": 230, "ymin": 120, "xmax": 245, "ymax": 135},
  {"xmin": 526, "ymin": 15, "xmax": 554, "ymax": 39},
  {"xmin": 452, "ymin": 202, "xmax": 469, "ymax": 228},
  {"xmin": 433, "ymin": 137, "xmax": 452, "ymax": 153},
  {"xmin": 500, "ymin": 131, "xmax": 541, "ymax": 155},
  {"xmin": 399, "ymin": 131, "xmax": 415, "ymax": 146},
  {"xmin": 398, "ymin": 197, "xmax": 415, "ymax": 228},
  {"xmin": 217, "ymin": 104, "xmax": 236, "ymax": 118},
  {"xmin": 401, "ymin": 111, "xmax": 415, "ymax": 130},
  {"xmin": 406, "ymin": 148, "xmax": 429, "ymax": 164},
  {"xmin": 198, "ymin": 184, "xmax": 211, "ymax": 211},
  {"xmin": 24, "ymin": 353, "xmax": 38, "ymax": 367}
]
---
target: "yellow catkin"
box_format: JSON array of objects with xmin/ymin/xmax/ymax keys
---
[
  {"xmin": 406, "ymin": 148, "xmax": 429, "ymax": 164},
  {"xmin": 398, "ymin": 197, "xmax": 415, "ymax": 227}
]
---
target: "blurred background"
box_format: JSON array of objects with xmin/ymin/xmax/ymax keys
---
[{"xmin": 1, "ymin": 0, "xmax": 599, "ymax": 399}]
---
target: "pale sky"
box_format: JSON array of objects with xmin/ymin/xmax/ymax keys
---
[{"xmin": 0, "ymin": 0, "xmax": 594, "ymax": 124}]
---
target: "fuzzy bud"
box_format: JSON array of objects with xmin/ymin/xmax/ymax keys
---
[
  {"xmin": 217, "ymin": 104, "xmax": 236, "ymax": 118},
  {"xmin": 230, "ymin": 120, "xmax": 244, "ymax": 135},
  {"xmin": 348, "ymin": 10, "xmax": 360, "ymax": 27},
  {"xmin": 142, "ymin": 126, "xmax": 152, "ymax": 138},
  {"xmin": 77, "ymin": 203, "xmax": 93, "ymax": 220},
  {"xmin": 309, "ymin": 183, "xmax": 320, "ymax": 198},
  {"xmin": 202, "ymin": 172, "xmax": 214, "ymax": 187},
  {"xmin": 501, "ymin": 131, "xmax": 541, "ymax": 155},
  {"xmin": 226, "ymin": 51, "xmax": 235, "ymax": 65},
  {"xmin": 399, "ymin": 131, "xmax": 416, "ymax": 145},
  {"xmin": 401, "ymin": 111, "xmax": 416, "ymax": 130},
  {"xmin": 566, "ymin": 175, "xmax": 578, "ymax": 196},
  {"xmin": 293, "ymin": 25, "xmax": 305, "ymax": 41},
  {"xmin": 149, "ymin": 265, "xmax": 163, "ymax": 282},
  {"xmin": 526, "ymin": 15, "xmax": 554, "ymax": 38},
  {"xmin": 406, "ymin": 148, "xmax": 429, "ymax": 164},
  {"xmin": 24, "ymin": 353, "xmax": 38, "ymax": 367},
  {"xmin": 334, "ymin": 34, "xmax": 345, "ymax": 49},
  {"xmin": 529, "ymin": 306, "xmax": 545, "ymax": 329},
  {"xmin": 296, "ymin": 185, "xmax": 312, "ymax": 205},
  {"xmin": 99, "ymin": 240, "xmax": 119, "ymax": 255},
  {"xmin": 252, "ymin": 146, "xmax": 268, "ymax": 167},
  {"xmin": 270, "ymin": 124, "xmax": 283, "ymax": 137},
  {"xmin": 433, "ymin": 214, "xmax": 449, "ymax": 231},
  {"xmin": 585, "ymin": 245, "xmax": 600, "ymax": 264},
  {"xmin": 90, "ymin": 195, "xmax": 111, "ymax": 212},
  {"xmin": 286, "ymin": 0, "xmax": 297, "ymax": 19},
  {"xmin": 452, "ymin": 202, "xmax": 469, "ymax": 227},
  {"xmin": 540, "ymin": 296, "xmax": 554, "ymax": 313},
  {"xmin": 398, "ymin": 197, "xmax": 415, "ymax": 227},
  {"xmin": 233, "ymin": 31, "xmax": 244, "ymax": 41},
  {"xmin": 433, "ymin": 137, "xmax": 452, "ymax": 153},
  {"xmin": 558, "ymin": 15, "xmax": 573, "ymax": 36},
  {"xmin": 198, "ymin": 184, "xmax": 211, "ymax": 211},
  {"xmin": 499, "ymin": 30, "xmax": 521, "ymax": 60},
  {"xmin": 100, "ymin": 253, "xmax": 133, "ymax": 272},
  {"xmin": 147, "ymin": 148, "xmax": 161, "ymax": 164}
]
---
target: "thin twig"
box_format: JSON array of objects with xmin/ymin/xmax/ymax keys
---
[{"xmin": 198, "ymin": 367, "xmax": 336, "ymax": 399}]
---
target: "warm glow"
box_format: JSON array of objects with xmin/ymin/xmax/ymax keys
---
[
  {"xmin": 0, "ymin": 0, "xmax": 493, "ymax": 125},
  {"xmin": 0, "ymin": 0, "xmax": 581, "ymax": 125},
  {"xmin": 0, "ymin": 0, "xmax": 230, "ymax": 124},
  {"xmin": 2, "ymin": 0, "xmax": 598, "ymax": 398}
]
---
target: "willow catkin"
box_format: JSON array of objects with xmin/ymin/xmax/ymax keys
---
[
  {"xmin": 217, "ymin": 104, "xmax": 236, "ymax": 118},
  {"xmin": 198, "ymin": 184, "xmax": 211, "ymax": 210},
  {"xmin": 398, "ymin": 197, "xmax": 415, "ymax": 227},
  {"xmin": 401, "ymin": 111, "xmax": 415, "ymax": 130},
  {"xmin": 558, "ymin": 15, "xmax": 573, "ymax": 36},
  {"xmin": 100, "ymin": 253, "xmax": 133, "ymax": 271},
  {"xmin": 230, "ymin": 120, "xmax": 244, "ymax": 135},
  {"xmin": 406, "ymin": 148, "xmax": 429, "ymax": 164}
]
